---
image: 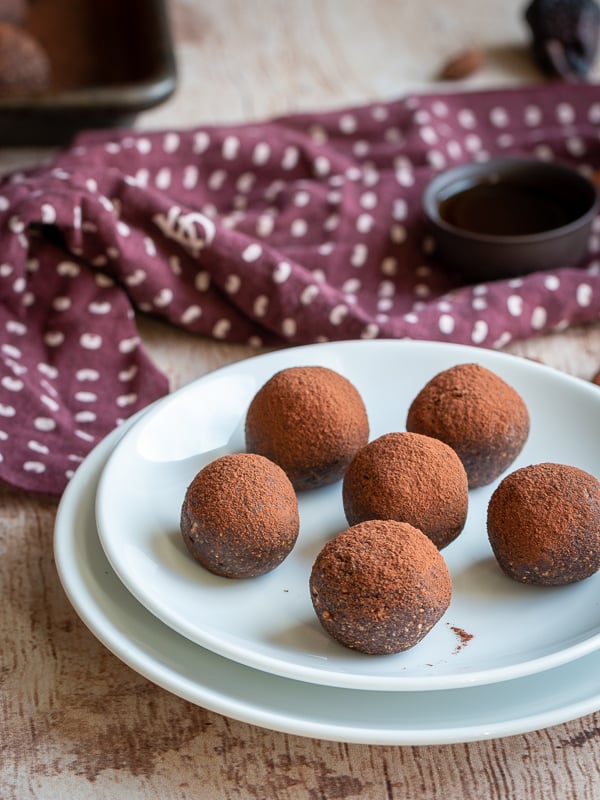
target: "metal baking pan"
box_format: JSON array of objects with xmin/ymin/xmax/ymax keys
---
[{"xmin": 0, "ymin": 0, "xmax": 177, "ymax": 145}]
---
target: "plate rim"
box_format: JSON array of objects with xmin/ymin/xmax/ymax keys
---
[
  {"xmin": 53, "ymin": 368, "xmax": 600, "ymax": 746},
  {"xmin": 94, "ymin": 339, "xmax": 600, "ymax": 692}
]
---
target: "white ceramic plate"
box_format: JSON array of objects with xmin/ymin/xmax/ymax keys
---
[
  {"xmin": 95, "ymin": 340, "xmax": 600, "ymax": 691},
  {"xmin": 55, "ymin": 412, "xmax": 600, "ymax": 746}
]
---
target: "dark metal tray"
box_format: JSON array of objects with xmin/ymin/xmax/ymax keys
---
[{"xmin": 0, "ymin": 0, "xmax": 177, "ymax": 145}]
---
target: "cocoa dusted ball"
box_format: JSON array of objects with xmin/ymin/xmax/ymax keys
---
[
  {"xmin": 245, "ymin": 366, "xmax": 369, "ymax": 490},
  {"xmin": 180, "ymin": 453, "xmax": 299, "ymax": 579},
  {"xmin": 406, "ymin": 362, "xmax": 530, "ymax": 488},
  {"xmin": 0, "ymin": 22, "xmax": 50, "ymax": 96},
  {"xmin": 342, "ymin": 432, "xmax": 468, "ymax": 549},
  {"xmin": 310, "ymin": 519, "xmax": 452, "ymax": 654},
  {"xmin": 487, "ymin": 462, "xmax": 600, "ymax": 586}
]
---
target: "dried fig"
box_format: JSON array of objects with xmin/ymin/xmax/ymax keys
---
[{"xmin": 525, "ymin": 0, "xmax": 600, "ymax": 79}]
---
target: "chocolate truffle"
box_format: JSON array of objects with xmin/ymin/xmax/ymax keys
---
[
  {"xmin": 245, "ymin": 366, "xmax": 369, "ymax": 490},
  {"xmin": 0, "ymin": 22, "xmax": 50, "ymax": 96},
  {"xmin": 342, "ymin": 432, "xmax": 468, "ymax": 549},
  {"xmin": 487, "ymin": 462, "xmax": 600, "ymax": 586},
  {"xmin": 310, "ymin": 519, "xmax": 452, "ymax": 654},
  {"xmin": 180, "ymin": 453, "xmax": 299, "ymax": 579},
  {"xmin": 406, "ymin": 363, "xmax": 530, "ymax": 488}
]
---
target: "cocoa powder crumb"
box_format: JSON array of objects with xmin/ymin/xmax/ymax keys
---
[{"xmin": 449, "ymin": 624, "xmax": 474, "ymax": 653}]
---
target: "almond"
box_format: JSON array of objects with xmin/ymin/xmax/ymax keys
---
[{"xmin": 439, "ymin": 48, "xmax": 485, "ymax": 81}]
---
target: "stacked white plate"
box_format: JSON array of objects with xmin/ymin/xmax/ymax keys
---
[{"xmin": 54, "ymin": 340, "xmax": 600, "ymax": 745}]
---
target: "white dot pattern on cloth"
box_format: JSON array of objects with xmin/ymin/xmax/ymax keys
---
[{"xmin": 1, "ymin": 82, "xmax": 600, "ymax": 493}]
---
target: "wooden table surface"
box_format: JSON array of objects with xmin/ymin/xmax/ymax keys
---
[{"xmin": 4, "ymin": 1, "xmax": 600, "ymax": 797}]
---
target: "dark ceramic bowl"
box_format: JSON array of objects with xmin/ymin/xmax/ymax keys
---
[{"xmin": 423, "ymin": 157, "xmax": 599, "ymax": 280}]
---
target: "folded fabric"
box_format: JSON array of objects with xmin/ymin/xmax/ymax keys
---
[{"xmin": 1, "ymin": 80, "xmax": 600, "ymax": 494}]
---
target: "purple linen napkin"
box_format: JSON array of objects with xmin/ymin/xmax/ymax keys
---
[{"xmin": 1, "ymin": 80, "xmax": 600, "ymax": 493}]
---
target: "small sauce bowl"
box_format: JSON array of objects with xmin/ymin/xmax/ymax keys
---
[{"xmin": 423, "ymin": 157, "xmax": 599, "ymax": 280}]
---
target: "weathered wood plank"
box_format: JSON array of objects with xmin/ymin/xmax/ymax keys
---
[{"xmin": 4, "ymin": 0, "xmax": 600, "ymax": 797}]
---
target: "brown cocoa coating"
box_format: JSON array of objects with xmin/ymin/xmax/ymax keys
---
[
  {"xmin": 487, "ymin": 462, "xmax": 600, "ymax": 586},
  {"xmin": 245, "ymin": 366, "xmax": 369, "ymax": 490},
  {"xmin": 180, "ymin": 453, "xmax": 299, "ymax": 579},
  {"xmin": 0, "ymin": 22, "xmax": 50, "ymax": 95},
  {"xmin": 406, "ymin": 363, "xmax": 530, "ymax": 489},
  {"xmin": 310, "ymin": 519, "xmax": 452, "ymax": 654},
  {"xmin": 342, "ymin": 432, "xmax": 468, "ymax": 549}
]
